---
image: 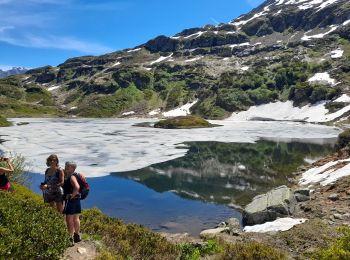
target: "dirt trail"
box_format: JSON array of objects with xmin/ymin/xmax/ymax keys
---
[{"xmin": 62, "ymin": 240, "xmax": 98, "ymax": 260}]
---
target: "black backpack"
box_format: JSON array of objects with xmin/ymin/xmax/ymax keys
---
[{"xmin": 73, "ymin": 172, "xmax": 90, "ymax": 200}]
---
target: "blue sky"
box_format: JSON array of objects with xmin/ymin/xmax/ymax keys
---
[{"xmin": 0, "ymin": 0, "xmax": 264, "ymax": 69}]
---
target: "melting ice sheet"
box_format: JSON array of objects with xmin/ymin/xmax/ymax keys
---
[{"xmin": 0, "ymin": 118, "xmax": 340, "ymax": 177}]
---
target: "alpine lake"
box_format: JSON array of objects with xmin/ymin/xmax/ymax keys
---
[{"xmin": 0, "ymin": 118, "xmax": 340, "ymax": 235}]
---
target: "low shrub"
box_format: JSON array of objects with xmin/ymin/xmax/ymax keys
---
[
  {"xmin": 336, "ymin": 129, "xmax": 350, "ymax": 150},
  {"xmin": 154, "ymin": 115, "xmax": 212, "ymax": 129},
  {"xmin": 7, "ymin": 155, "xmax": 32, "ymax": 187},
  {"xmin": 178, "ymin": 239, "xmax": 223, "ymax": 260},
  {"xmin": 0, "ymin": 190, "xmax": 70, "ymax": 259},
  {"xmin": 313, "ymin": 226, "xmax": 350, "ymax": 259},
  {"xmin": 218, "ymin": 241, "xmax": 286, "ymax": 260},
  {"xmin": 81, "ymin": 208, "xmax": 179, "ymax": 259}
]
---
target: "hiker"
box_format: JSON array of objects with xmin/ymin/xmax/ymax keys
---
[
  {"xmin": 0, "ymin": 157, "xmax": 14, "ymax": 191},
  {"xmin": 63, "ymin": 161, "xmax": 82, "ymax": 245},
  {"xmin": 40, "ymin": 154, "xmax": 64, "ymax": 213}
]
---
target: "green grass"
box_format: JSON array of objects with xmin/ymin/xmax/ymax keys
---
[{"xmin": 77, "ymin": 84, "xmax": 145, "ymax": 117}]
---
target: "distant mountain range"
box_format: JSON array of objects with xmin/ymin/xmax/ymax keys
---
[
  {"xmin": 1, "ymin": 0, "xmax": 350, "ymax": 121},
  {"xmin": 0, "ymin": 67, "xmax": 28, "ymax": 78}
]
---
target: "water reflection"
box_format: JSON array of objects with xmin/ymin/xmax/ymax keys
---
[{"xmin": 113, "ymin": 140, "xmax": 335, "ymax": 206}]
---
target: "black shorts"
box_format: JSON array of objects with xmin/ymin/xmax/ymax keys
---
[
  {"xmin": 64, "ymin": 199, "xmax": 81, "ymax": 215},
  {"xmin": 44, "ymin": 192, "xmax": 63, "ymax": 203}
]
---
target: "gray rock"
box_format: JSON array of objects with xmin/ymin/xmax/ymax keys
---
[
  {"xmin": 328, "ymin": 193, "xmax": 339, "ymax": 201},
  {"xmin": 217, "ymin": 221, "xmax": 227, "ymax": 228},
  {"xmin": 343, "ymin": 213, "xmax": 350, "ymax": 219},
  {"xmin": 242, "ymin": 185, "xmax": 297, "ymax": 226},
  {"xmin": 333, "ymin": 214, "xmax": 343, "ymax": 220},
  {"xmin": 294, "ymin": 189, "xmax": 310, "ymax": 197},
  {"xmin": 226, "ymin": 218, "xmax": 241, "ymax": 235},
  {"xmin": 199, "ymin": 227, "xmax": 229, "ymax": 238},
  {"xmin": 295, "ymin": 193, "xmax": 310, "ymax": 202}
]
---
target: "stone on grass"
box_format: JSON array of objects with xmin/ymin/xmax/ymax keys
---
[
  {"xmin": 328, "ymin": 193, "xmax": 339, "ymax": 201},
  {"xmin": 200, "ymin": 227, "xmax": 229, "ymax": 238}
]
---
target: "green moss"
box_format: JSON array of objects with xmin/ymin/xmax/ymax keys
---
[
  {"xmin": 0, "ymin": 115, "xmax": 11, "ymax": 127},
  {"xmin": 154, "ymin": 115, "xmax": 212, "ymax": 129}
]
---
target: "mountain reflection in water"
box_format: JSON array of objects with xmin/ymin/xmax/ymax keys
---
[{"xmin": 113, "ymin": 140, "xmax": 335, "ymax": 206}]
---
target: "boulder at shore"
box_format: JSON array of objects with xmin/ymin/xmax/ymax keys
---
[{"xmin": 242, "ymin": 185, "xmax": 297, "ymax": 226}]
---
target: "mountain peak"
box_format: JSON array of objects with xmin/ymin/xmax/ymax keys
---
[{"xmin": 0, "ymin": 67, "xmax": 28, "ymax": 78}]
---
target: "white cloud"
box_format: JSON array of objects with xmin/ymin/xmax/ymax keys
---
[
  {"xmin": 0, "ymin": 31, "xmax": 113, "ymax": 54},
  {"xmin": 0, "ymin": 0, "xmax": 113, "ymax": 54}
]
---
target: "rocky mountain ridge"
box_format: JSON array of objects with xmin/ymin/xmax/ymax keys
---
[
  {"xmin": 0, "ymin": 67, "xmax": 27, "ymax": 78},
  {"xmin": 0, "ymin": 0, "xmax": 349, "ymax": 120}
]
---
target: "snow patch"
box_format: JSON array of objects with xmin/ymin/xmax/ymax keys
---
[
  {"xmin": 241, "ymin": 66, "xmax": 249, "ymax": 71},
  {"xmin": 184, "ymin": 56, "xmax": 203, "ymax": 63},
  {"xmin": 47, "ymin": 85, "xmax": 60, "ymax": 91},
  {"xmin": 148, "ymin": 109, "xmax": 160, "ymax": 116},
  {"xmin": 230, "ymin": 42, "xmax": 250, "ymax": 49},
  {"xmin": 150, "ymin": 53, "xmax": 173, "ymax": 65},
  {"xmin": 162, "ymin": 100, "xmax": 198, "ymax": 117},
  {"xmin": 228, "ymin": 100, "xmax": 350, "ymax": 123},
  {"xmin": 300, "ymin": 158, "xmax": 350, "ymax": 186},
  {"xmin": 244, "ymin": 218, "xmax": 307, "ymax": 233},
  {"xmin": 274, "ymin": 0, "xmax": 340, "ymax": 11},
  {"xmin": 302, "ymin": 25, "xmax": 338, "ymax": 41},
  {"xmin": 122, "ymin": 111, "xmax": 135, "ymax": 116},
  {"xmin": 184, "ymin": 31, "xmax": 205, "ymax": 39},
  {"xmin": 334, "ymin": 94, "xmax": 350, "ymax": 103},
  {"xmin": 127, "ymin": 48, "xmax": 141, "ymax": 53},
  {"xmin": 231, "ymin": 11, "xmax": 267, "ymax": 28},
  {"xmin": 330, "ymin": 49, "xmax": 344, "ymax": 59},
  {"xmin": 343, "ymin": 19, "xmax": 350, "ymax": 26},
  {"xmin": 112, "ymin": 62, "xmax": 121, "ymax": 67},
  {"xmin": 308, "ymin": 72, "xmax": 336, "ymax": 85}
]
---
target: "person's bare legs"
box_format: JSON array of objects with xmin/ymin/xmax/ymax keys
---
[
  {"xmin": 66, "ymin": 215, "xmax": 75, "ymax": 237},
  {"xmin": 73, "ymin": 214, "xmax": 80, "ymax": 234},
  {"xmin": 56, "ymin": 201, "xmax": 63, "ymax": 214}
]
